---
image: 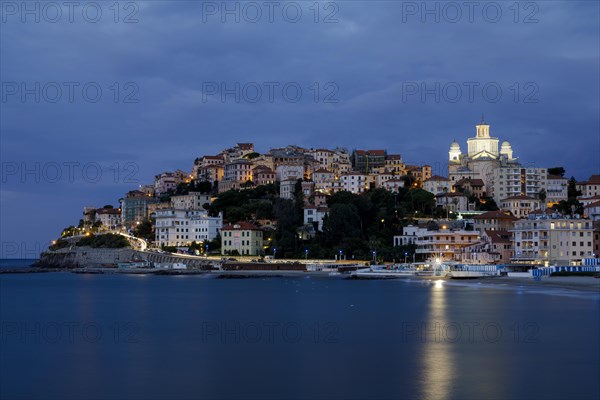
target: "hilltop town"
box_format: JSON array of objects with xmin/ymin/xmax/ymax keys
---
[{"xmin": 54, "ymin": 120, "xmax": 600, "ymax": 266}]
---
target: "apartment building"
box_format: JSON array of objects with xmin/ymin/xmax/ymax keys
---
[
  {"xmin": 312, "ymin": 168, "xmax": 335, "ymax": 193},
  {"xmin": 577, "ymin": 175, "xmax": 600, "ymax": 197},
  {"xmin": 155, "ymin": 209, "xmax": 223, "ymax": 247},
  {"xmin": 221, "ymin": 222, "xmax": 263, "ymax": 256},
  {"xmin": 500, "ymin": 195, "xmax": 542, "ymax": 218},
  {"xmin": 546, "ymin": 174, "xmax": 568, "ymax": 205},
  {"xmin": 304, "ymin": 206, "xmax": 329, "ymax": 231},
  {"xmin": 414, "ymin": 228, "xmax": 481, "ymax": 262},
  {"xmin": 352, "ymin": 150, "xmax": 386, "ymax": 173},
  {"xmin": 511, "ymin": 215, "xmax": 594, "ymax": 265},
  {"xmin": 340, "ymin": 172, "xmax": 368, "ymax": 194},
  {"xmin": 423, "ymin": 176, "xmax": 451, "ymax": 195},
  {"xmin": 491, "ymin": 167, "xmax": 547, "ymax": 204},
  {"xmin": 170, "ymin": 192, "xmax": 212, "ymax": 211},
  {"xmin": 252, "ymin": 166, "xmax": 276, "ymax": 186},
  {"xmin": 154, "ymin": 170, "xmax": 189, "ymax": 196},
  {"xmin": 120, "ymin": 190, "xmax": 157, "ymax": 229},
  {"xmin": 473, "ymin": 210, "xmax": 517, "ymax": 232},
  {"xmin": 95, "ymin": 208, "xmax": 122, "ymax": 231}
]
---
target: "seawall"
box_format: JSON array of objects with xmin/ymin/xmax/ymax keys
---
[{"xmin": 36, "ymin": 247, "xmax": 215, "ymax": 269}]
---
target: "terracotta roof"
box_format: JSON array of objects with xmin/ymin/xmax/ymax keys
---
[
  {"xmin": 342, "ymin": 172, "xmax": 366, "ymax": 176},
  {"xmin": 96, "ymin": 208, "xmax": 121, "ymax": 215},
  {"xmin": 237, "ymin": 143, "xmax": 254, "ymax": 149},
  {"xmin": 455, "ymin": 178, "xmax": 484, "ymax": 187},
  {"xmin": 485, "ymin": 230, "xmax": 512, "ymax": 244},
  {"xmin": 386, "ymin": 154, "xmax": 402, "ymax": 160},
  {"xmin": 203, "ymin": 155, "xmax": 223, "ymax": 160},
  {"xmin": 588, "ymin": 174, "xmax": 600, "ymax": 184},
  {"xmin": 314, "ymin": 168, "xmax": 333, "ymax": 173},
  {"xmin": 221, "ymin": 222, "xmax": 261, "ymax": 231},
  {"xmin": 474, "ymin": 210, "xmax": 517, "ymax": 220},
  {"xmin": 425, "ymin": 175, "xmax": 449, "ymax": 182},
  {"xmin": 547, "ymin": 174, "xmax": 567, "ymax": 180},
  {"xmin": 253, "ymin": 165, "xmax": 274, "ymax": 173},
  {"xmin": 584, "ymin": 200, "xmax": 600, "ymax": 208},
  {"xmin": 354, "ymin": 150, "xmax": 386, "ymax": 156},
  {"xmin": 313, "ymin": 149, "xmax": 334, "ymax": 153},
  {"xmin": 501, "ymin": 195, "xmax": 538, "ymax": 201}
]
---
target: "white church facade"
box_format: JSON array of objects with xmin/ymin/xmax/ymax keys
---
[{"xmin": 448, "ymin": 119, "xmax": 550, "ymax": 205}]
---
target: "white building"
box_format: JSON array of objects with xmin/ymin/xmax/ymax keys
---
[
  {"xmin": 448, "ymin": 120, "xmax": 519, "ymax": 190},
  {"xmin": 397, "ymin": 227, "xmax": 481, "ymax": 262},
  {"xmin": 304, "ymin": 206, "xmax": 328, "ymax": 231},
  {"xmin": 340, "ymin": 173, "xmax": 368, "ymax": 194},
  {"xmin": 221, "ymin": 222, "xmax": 263, "ymax": 256},
  {"xmin": 500, "ymin": 195, "xmax": 542, "ymax": 218},
  {"xmin": 436, "ymin": 192, "xmax": 469, "ymax": 212},
  {"xmin": 275, "ymin": 164, "xmax": 304, "ymax": 182},
  {"xmin": 280, "ymin": 178, "xmax": 297, "ymax": 199},
  {"xmin": 546, "ymin": 174, "xmax": 568, "ymax": 205},
  {"xmin": 383, "ymin": 178, "xmax": 406, "ymax": 193},
  {"xmin": 170, "ymin": 192, "xmax": 212, "ymax": 210},
  {"xmin": 95, "ymin": 208, "xmax": 122, "ymax": 230},
  {"xmin": 393, "ymin": 225, "xmax": 427, "ymax": 246},
  {"xmin": 423, "ymin": 176, "xmax": 451, "ymax": 195},
  {"xmin": 312, "ymin": 168, "xmax": 335, "ymax": 193},
  {"xmin": 375, "ymin": 173, "xmax": 395, "ymax": 189},
  {"xmin": 224, "ymin": 159, "xmax": 252, "ymax": 183},
  {"xmin": 491, "ymin": 167, "xmax": 547, "ymax": 204},
  {"xmin": 155, "ymin": 209, "xmax": 223, "ymax": 247},
  {"xmin": 154, "ymin": 170, "xmax": 188, "ymax": 196},
  {"xmin": 584, "ymin": 201, "xmax": 600, "ymax": 221},
  {"xmin": 511, "ymin": 215, "xmax": 594, "ymax": 265},
  {"xmin": 577, "ymin": 175, "xmax": 600, "ymax": 197}
]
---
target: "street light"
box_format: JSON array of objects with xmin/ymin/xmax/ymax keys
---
[
  {"xmin": 273, "ymin": 248, "xmax": 277, "ymax": 259},
  {"xmin": 305, "ymin": 249, "xmax": 308, "ymax": 260},
  {"xmin": 404, "ymin": 252, "xmax": 408, "ymax": 263}
]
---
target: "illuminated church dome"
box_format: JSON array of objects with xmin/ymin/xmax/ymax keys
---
[
  {"xmin": 449, "ymin": 140, "xmax": 462, "ymax": 162},
  {"xmin": 500, "ymin": 141, "xmax": 513, "ymax": 159}
]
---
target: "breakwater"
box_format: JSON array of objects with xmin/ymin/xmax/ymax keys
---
[{"xmin": 35, "ymin": 247, "xmax": 215, "ymax": 269}]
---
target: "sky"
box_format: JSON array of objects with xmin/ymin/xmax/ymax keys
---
[{"xmin": 1, "ymin": 1, "xmax": 599, "ymax": 257}]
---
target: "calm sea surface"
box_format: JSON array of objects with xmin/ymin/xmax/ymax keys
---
[{"xmin": 1, "ymin": 266, "xmax": 599, "ymax": 400}]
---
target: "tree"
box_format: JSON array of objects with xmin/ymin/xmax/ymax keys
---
[
  {"xmin": 323, "ymin": 203, "xmax": 362, "ymax": 246},
  {"xmin": 133, "ymin": 219, "xmax": 154, "ymax": 241},
  {"xmin": 538, "ymin": 189, "xmax": 547, "ymax": 203},
  {"xmin": 567, "ymin": 177, "xmax": 581, "ymax": 200},
  {"xmin": 548, "ymin": 167, "xmax": 566, "ymax": 177},
  {"xmin": 76, "ymin": 233, "xmax": 130, "ymax": 248},
  {"xmin": 478, "ymin": 197, "xmax": 499, "ymax": 211}
]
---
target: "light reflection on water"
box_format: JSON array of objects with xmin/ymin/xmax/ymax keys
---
[{"xmin": 421, "ymin": 279, "xmax": 453, "ymax": 400}]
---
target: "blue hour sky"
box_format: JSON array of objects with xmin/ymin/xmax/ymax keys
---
[{"xmin": 1, "ymin": 1, "xmax": 599, "ymax": 257}]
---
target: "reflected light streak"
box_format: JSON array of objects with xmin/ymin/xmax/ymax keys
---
[{"xmin": 421, "ymin": 279, "xmax": 454, "ymax": 400}]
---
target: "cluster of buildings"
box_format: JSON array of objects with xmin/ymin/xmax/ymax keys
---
[
  {"xmin": 391, "ymin": 119, "xmax": 600, "ymax": 266},
  {"xmin": 191, "ymin": 143, "xmax": 431, "ymax": 196},
  {"xmin": 394, "ymin": 210, "xmax": 599, "ymax": 266},
  {"xmin": 77, "ymin": 118, "xmax": 599, "ymax": 263}
]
